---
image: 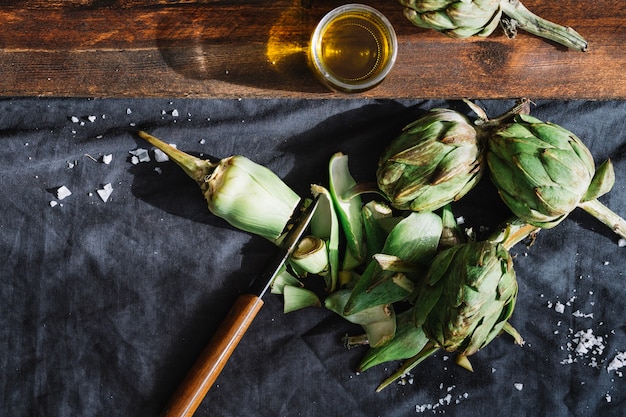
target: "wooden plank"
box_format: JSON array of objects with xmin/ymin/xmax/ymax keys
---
[{"xmin": 0, "ymin": 0, "xmax": 623, "ymax": 98}]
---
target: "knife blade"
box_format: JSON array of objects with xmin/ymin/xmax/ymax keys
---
[{"xmin": 160, "ymin": 196, "xmax": 320, "ymax": 417}]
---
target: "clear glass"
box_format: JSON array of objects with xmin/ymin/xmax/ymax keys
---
[{"xmin": 309, "ymin": 4, "xmax": 398, "ymax": 93}]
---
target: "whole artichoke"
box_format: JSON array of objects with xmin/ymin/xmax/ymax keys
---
[
  {"xmin": 376, "ymin": 108, "xmax": 483, "ymax": 212},
  {"xmin": 400, "ymin": 0, "xmax": 502, "ymax": 38},
  {"xmin": 412, "ymin": 241, "xmax": 518, "ymax": 368},
  {"xmin": 486, "ymin": 113, "xmax": 626, "ymax": 238},
  {"xmin": 399, "ymin": 0, "xmax": 588, "ymax": 51},
  {"xmin": 487, "ymin": 114, "xmax": 595, "ymax": 229}
]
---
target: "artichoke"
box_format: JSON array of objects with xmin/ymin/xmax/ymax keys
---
[
  {"xmin": 412, "ymin": 240, "xmax": 519, "ymax": 369},
  {"xmin": 399, "ymin": 0, "xmax": 587, "ymax": 51},
  {"xmin": 401, "ymin": 0, "xmax": 502, "ymax": 38},
  {"xmin": 376, "ymin": 108, "xmax": 483, "ymax": 212},
  {"xmin": 138, "ymin": 131, "xmax": 301, "ymax": 243},
  {"xmin": 486, "ymin": 114, "xmax": 626, "ymax": 239}
]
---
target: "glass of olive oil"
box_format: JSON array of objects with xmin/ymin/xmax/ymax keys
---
[{"xmin": 309, "ymin": 4, "xmax": 397, "ymax": 93}]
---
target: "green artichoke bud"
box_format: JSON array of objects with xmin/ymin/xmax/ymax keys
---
[
  {"xmin": 399, "ymin": 0, "xmax": 587, "ymax": 51},
  {"xmin": 401, "ymin": 0, "xmax": 502, "ymax": 38},
  {"xmin": 412, "ymin": 241, "xmax": 518, "ymax": 364},
  {"xmin": 486, "ymin": 114, "xmax": 626, "ymax": 240},
  {"xmin": 376, "ymin": 108, "xmax": 484, "ymax": 212},
  {"xmin": 138, "ymin": 131, "xmax": 301, "ymax": 243}
]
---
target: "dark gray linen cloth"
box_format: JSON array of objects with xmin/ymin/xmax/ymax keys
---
[{"xmin": 0, "ymin": 98, "xmax": 624, "ymax": 417}]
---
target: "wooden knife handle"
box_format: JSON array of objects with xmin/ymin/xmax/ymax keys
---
[{"xmin": 160, "ymin": 293, "xmax": 264, "ymax": 417}]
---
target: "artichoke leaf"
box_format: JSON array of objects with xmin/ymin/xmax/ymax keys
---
[
  {"xmin": 358, "ymin": 310, "xmax": 429, "ymax": 372},
  {"xmin": 362, "ymin": 200, "xmax": 395, "ymax": 259},
  {"xmin": 345, "ymin": 212, "xmax": 443, "ymax": 314},
  {"xmin": 329, "ymin": 153, "xmax": 366, "ymax": 264},
  {"xmin": 582, "ymin": 159, "xmax": 615, "ymax": 202},
  {"xmin": 271, "ymin": 270, "xmax": 303, "ymax": 295},
  {"xmin": 283, "ymin": 285, "xmax": 321, "ymax": 313},
  {"xmin": 325, "ymin": 290, "xmax": 396, "ymax": 348}
]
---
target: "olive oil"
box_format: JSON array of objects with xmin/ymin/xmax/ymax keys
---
[{"xmin": 310, "ymin": 5, "xmax": 397, "ymax": 93}]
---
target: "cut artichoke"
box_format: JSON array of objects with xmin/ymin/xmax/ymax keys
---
[{"xmin": 138, "ymin": 131, "xmax": 301, "ymax": 244}]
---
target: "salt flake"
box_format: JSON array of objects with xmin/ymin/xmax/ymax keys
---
[
  {"xmin": 129, "ymin": 148, "xmax": 150, "ymax": 163},
  {"xmin": 154, "ymin": 148, "xmax": 169, "ymax": 162},
  {"xmin": 607, "ymin": 352, "xmax": 626, "ymax": 373},
  {"xmin": 555, "ymin": 301, "xmax": 565, "ymax": 314},
  {"xmin": 572, "ymin": 310, "xmax": 594, "ymax": 319},
  {"xmin": 102, "ymin": 154, "xmax": 113, "ymax": 165},
  {"xmin": 56, "ymin": 185, "xmax": 72, "ymax": 200},
  {"xmin": 97, "ymin": 183, "xmax": 113, "ymax": 202},
  {"xmin": 514, "ymin": 383, "xmax": 523, "ymax": 391}
]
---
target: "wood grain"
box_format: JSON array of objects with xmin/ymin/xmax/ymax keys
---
[{"xmin": 0, "ymin": 0, "xmax": 623, "ymax": 98}]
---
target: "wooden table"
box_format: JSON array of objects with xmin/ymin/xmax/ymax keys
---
[{"xmin": 1, "ymin": 0, "xmax": 624, "ymax": 99}]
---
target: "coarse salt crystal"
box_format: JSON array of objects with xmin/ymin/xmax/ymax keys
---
[
  {"xmin": 154, "ymin": 148, "xmax": 169, "ymax": 162},
  {"xmin": 97, "ymin": 183, "xmax": 113, "ymax": 202},
  {"xmin": 129, "ymin": 148, "xmax": 150, "ymax": 163},
  {"xmin": 607, "ymin": 352, "xmax": 626, "ymax": 373},
  {"xmin": 49, "ymin": 201, "xmax": 58, "ymax": 207},
  {"xmin": 126, "ymin": 108, "xmax": 132, "ymax": 115},
  {"xmin": 56, "ymin": 185, "xmax": 72, "ymax": 200},
  {"xmin": 71, "ymin": 116, "xmax": 80, "ymax": 123},
  {"xmin": 88, "ymin": 115, "xmax": 96, "ymax": 123},
  {"xmin": 618, "ymin": 239, "xmax": 626, "ymax": 247},
  {"xmin": 572, "ymin": 310, "xmax": 594, "ymax": 319},
  {"xmin": 171, "ymin": 109, "xmax": 179, "ymax": 117},
  {"xmin": 102, "ymin": 154, "xmax": 113, "ymax": 165},
  {"xmin": 514, "ymin": 383, "xmax": 523, "ymax": 391},
  {"xmin": 573, "ymin": 329, "xmax": 604, "ymax": 356},
  {"xmin": 555, "ymin": 301, "xmax": 565, "ymax": 314}
]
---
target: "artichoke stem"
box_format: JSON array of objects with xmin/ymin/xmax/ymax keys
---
[
  {"xmin": 500, "ymin": 0, "xmax": 588, "ymax": 52},
  {"xmin": 468, "ymin": 97, "xmax": 531, "ymax": 127},
  {"xmin": 343, "ymin": 333, "xmax": 369, "ymax": 349},
  {"xmin": 138, "ymin": 130, "xmax": 218, "ymax": 184},
  {"xmin": 487, "ymin": 216, "xmax": 540, "ymax": 250},
  {"xmin": 578, "ymin": 199, "xmax": 626, "ymax": 240}
]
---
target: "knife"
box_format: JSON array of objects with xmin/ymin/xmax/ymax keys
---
[{"xmin": 160, "ymin": 196, "xmax": 320, "ymax": 417}]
